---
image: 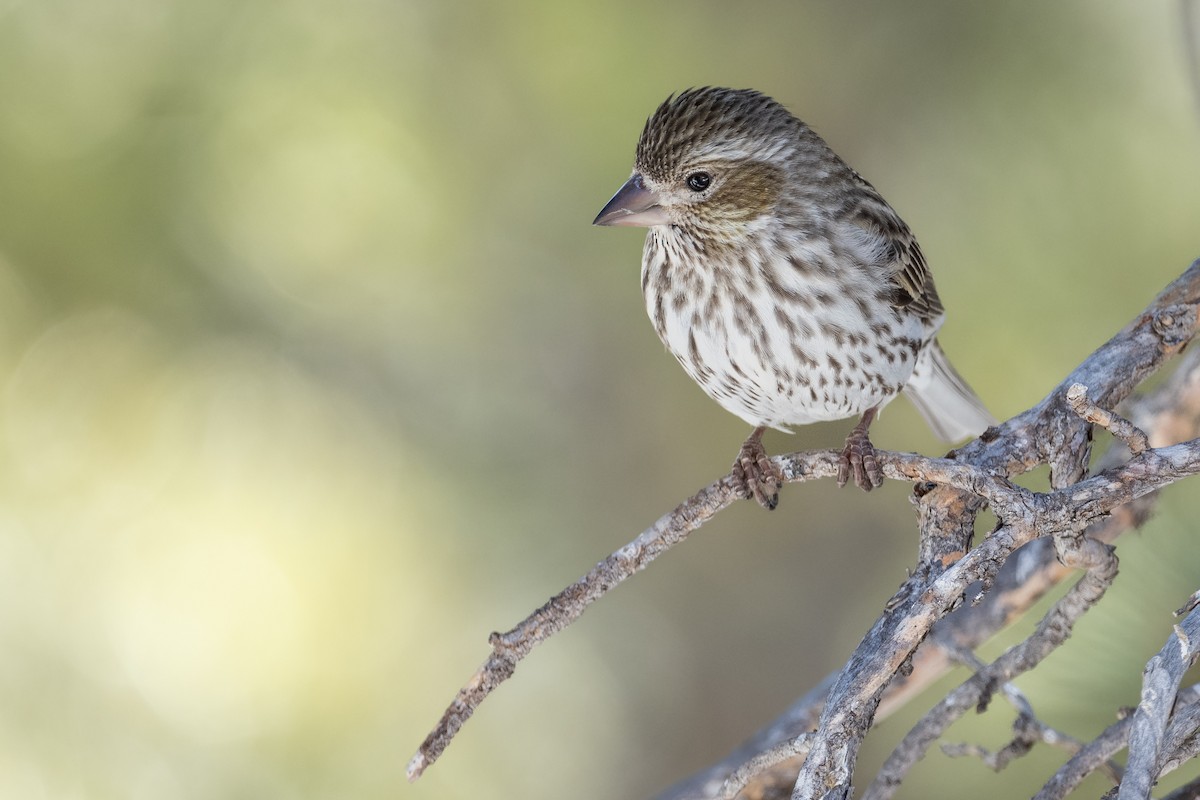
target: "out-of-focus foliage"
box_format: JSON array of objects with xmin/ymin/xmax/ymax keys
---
[{"xmin": 0, "ymin": 1, "xmax": 1197, "ymax": 798}]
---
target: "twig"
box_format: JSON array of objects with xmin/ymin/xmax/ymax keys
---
[
  {"xmin": 1067, "ymin": 383, "xmax": 1150, "ymax": 454},
  {"xmin": 1118, "ymin": 604, "xmax": 1200, "ymax": 800},
  {"xmin": 998, "ymin": 686, "xmax": 1124, "ymax": 784},
  {"xmin": 1158, "ymin": 699, "xmax": 1200, "ymax": 781},
  {"xmin": 939, "ymin": 709, "xmax": 1047, "ymax": 772},
  {"xmin": 1033, "ymin": 709, "xmax": 1139, "ymax": 800},
  {"xmin": 407, "ymin": 450, "xmax": 1000, "ymax": 780},
  {"xmin": 1034, "ymin": 686, "xmax": 1200, "ymax": 800},
  {"xmin": 938, "ymin": 676, "xmax": 1122, "ymax": 783},
  {"xmin": 720, "ymin": 735, "xmax": 813, "ymax": 800},
  {"xmin": 407, "ymin": 473, "xmax": 747, "ymax": 780},
  {"xmin": 861, "ymin": 530, "xmax": 1119, "ymax": 800},
  {"xmin": 1178, "ymin": 589, "xmax": 1200, "ymax": 617}
]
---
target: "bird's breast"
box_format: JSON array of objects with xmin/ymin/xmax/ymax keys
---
[{"xmin": 640, "ymin": 230, "xmax": 938, "ymax": 428}]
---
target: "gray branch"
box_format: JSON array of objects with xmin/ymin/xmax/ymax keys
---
[
  {"xmin": 661, "ymin": 260, "xmax": 1200, "ymax": 800},
  {"xmin": 860, "ymin": 530, "xmax": 1119, "ymax": 800},
  {"xmin": 1033, "ymin": 687, "xmax": 1200, "ymax": 800},
  {"xmin": 1118, "ymin": 605, "xmax": 1200, "ymax": 800},
  {"xmin": 410, "ymin": 259, "xmax": 1200, "ymax": 800}
]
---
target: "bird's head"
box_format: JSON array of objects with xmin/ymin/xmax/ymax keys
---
[{"xmin": 594, "ymin": 88, "xmax": 799, "ymax": 238}]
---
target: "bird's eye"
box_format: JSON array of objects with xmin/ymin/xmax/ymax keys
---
[{"xmin": 686, "ymin": 172, "xmax": 712, "ymax": 192}]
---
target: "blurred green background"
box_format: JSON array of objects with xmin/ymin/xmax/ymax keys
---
[{"xmin": 1, "ymin": 1, "xmax": 1199, "ymax": 798}]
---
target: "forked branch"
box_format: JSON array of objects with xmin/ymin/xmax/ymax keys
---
[{"xmin": 410, "ymin": 260, "xmax": 1200, "ymax": 800}]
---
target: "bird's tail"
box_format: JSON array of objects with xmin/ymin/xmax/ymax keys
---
[{"xmin": 903, "ymin": 339, "xmax": 996, "ymax": 442}]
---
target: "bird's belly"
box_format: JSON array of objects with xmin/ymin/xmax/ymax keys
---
[{"xmin": 649, "ymin": 282, "xmax": 925, "ymax": 430}]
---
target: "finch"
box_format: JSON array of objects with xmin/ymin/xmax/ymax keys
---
[{"xmin": 594, "ymin": 87, "xmax": 994, "ymax": 509}]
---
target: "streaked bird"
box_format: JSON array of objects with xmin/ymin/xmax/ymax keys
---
[{"xmin": 595, "ymin": 87, "xmax": 994, "ymax": 508}]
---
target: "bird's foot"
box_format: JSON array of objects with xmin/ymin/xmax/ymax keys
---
[
  {"xmin": 837, "ymin": 409, "xmax": 883, "ymax": 491},
  {"xmin": 732, "ymin": 427, "xmax": 781, "ymax": 510}
]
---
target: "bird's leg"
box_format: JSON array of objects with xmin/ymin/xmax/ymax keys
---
[
  {"xmin": 838, "ymin": 407, "xmax": 883, "ymax": 491},
  {"xmin": 732, "ymin": 426, "xmax": 782, "ymax": 510}
]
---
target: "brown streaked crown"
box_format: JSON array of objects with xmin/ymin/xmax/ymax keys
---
[{"xmin": 634, "ymin": 87, "xmax": 800, "ymax": 180}]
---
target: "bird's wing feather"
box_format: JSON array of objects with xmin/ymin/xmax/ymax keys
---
[{"xmin": 843, "ymin": 173, "xmax": 944, "ymax": 322}]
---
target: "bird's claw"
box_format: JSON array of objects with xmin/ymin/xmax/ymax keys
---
[
  {"xmin": 732, "ymin": 435, "xmax": 781, "ymax": 510},
  {"xmin": 837, "ymin": 429, "xmax": 883, "ymax": 491}
]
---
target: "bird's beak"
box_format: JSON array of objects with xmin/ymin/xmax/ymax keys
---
[{"xmin": 593, "ymin": 173, "xmax": 669, "ymax": 227}]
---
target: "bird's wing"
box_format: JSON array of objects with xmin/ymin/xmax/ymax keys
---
[{"xmin": 844, "ymin": 174, "xmax": 944, "ymax": 322}]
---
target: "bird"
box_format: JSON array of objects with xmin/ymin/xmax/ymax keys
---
[{"xmin": 593, "ymin": 87, "xmax": 994, "ymax": 509}]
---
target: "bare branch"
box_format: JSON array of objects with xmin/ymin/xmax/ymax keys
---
[
  {"xmin": 1033, "ymin": 709, "xmax": 1139, "ymax": 800},
  {"xmin": 1119, "ymin": 604, "xmax": 1200, "ymax": 800},
  {"xmin": 861, "ymin": 532, "xmax": 1118, "ymax": 800},
  {"xmin": 940, "ymin": 710, "xmax": 1091, "ymax": 774},
  {"xmin": 790, "ymin": 440, "xmax": 1200, "ymax": 800},
  {"xmin": 406, "ymin": 473, "xmax": 748, "ymax": 780},
  {"xmin": 721, "ymin": 735, "xmax": 813, "ymax": 800},
  {"xmin": 410, "ymin": 260, "xmax": 1200, "ymax": 797},
  {"xmin": 791, "ymin": 264, "xmax": 1200, "ymax": 799},
  {"xmin": 407, "ymin": 450, "xmax": 1009, "ymax": 781},
  {"xmin": 922, "ymin": 647, "xmax": 1126, "ymax": 783},
  {"xmin": 660, "ymin": 261, "xmax": 1200, "ymax": 800},
  {"xmin": 1067, "ymin": 383, "xmax": 1150, "ymax": 454},
  {"xmin": 1158, "ymin": 699, "xmax": 1200, "ymax": 781},
  {"xmin": 1033, "ymin": 686, "xmax": 1200, "ymax": 800}
]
